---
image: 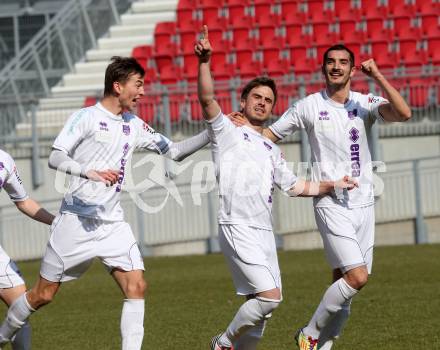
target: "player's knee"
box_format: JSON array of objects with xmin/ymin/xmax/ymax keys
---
[
  {"xmin": 124, "ymin": 279, "xmax": 146, "ymax": 298},
  {"xmin": 33, "ymin": 288, "xmax": 56, "ymax": 307},
  {"xmin": 346, "ymin": 272, "xmax": 368, "ymax": 290},
  {"xmin": 256, "ymin": 297, "xmax": 281, "ymax": 316}
]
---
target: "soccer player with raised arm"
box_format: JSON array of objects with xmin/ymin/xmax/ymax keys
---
[
  {"xmin": 0, "ymin": 149, "xmax": 55, "ymax": 350},
  {"xmin": 196, "ymin": 27, "xmax": 358, "ymax": 350},
  {"xmin": 0, "ymin": 56, "xmax": 210, "ymax": 349},
  {"xmin": 232, "ymin": 45, "xmax": 411, "ymax": 350}
]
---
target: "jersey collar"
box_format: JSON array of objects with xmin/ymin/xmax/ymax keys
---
[
  {"xmin": 322, "ymin": 90, "xmax": 354, "ymax": 109},
  {"xmin": 95, "ymin": 102, "xmax": 124, "ymax": 121}
]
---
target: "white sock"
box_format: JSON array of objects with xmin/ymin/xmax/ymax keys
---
[
  {"xmin": 233, "ymin": 319, "xmax": 267, "ymax": 350},
  {"xmin": 11, "ymin": 321, "xmax": 31, "ymax": 350},
  {"xmin": 121, "ymin": 299, "xmax": 145, "ymax": 350},
  {"xmin": 304, "ymin": 278, "xmax": 357, "ymax": 339},
  {"xmin": 218, "ymin": 297, "xmax": 280, "ymax": 348},
  {"xmin": 318, "ymin": 299, "xmax": 351, "ymax": 350},
  {"xmin": 0, "ymin": 294, "xmax": 35, "ymax": 343}
]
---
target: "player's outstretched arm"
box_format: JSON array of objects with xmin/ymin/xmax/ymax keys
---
[
  {"xmin": 196, "ymin": 25, "xmax": 221, "ymax": 120},
  {"xmin": 361, "ymin": 59, "xmax": 412, "ymax": 122},
  {"xmin": 15, "ymin": 198, "xmax": 55, "ymax": 225},
  {"xmin": 48, "ymin": 149, "xmax": 118, "ymax": 186},
  {"xmin": 289, "ymin": 176, "xmax": 358, "ymax": 197}
]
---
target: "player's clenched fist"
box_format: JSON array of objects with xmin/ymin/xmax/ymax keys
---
[
  {"xmin": 194, "ymin": 25, "xmax": 212, "ymax": 63},
  {"xmin": 360, "ymin": 59, "xmax": 381, "ymax": 78},
  {"xmin": 86, "ymin": 169, "xmax": 119, "ymax": 186}
]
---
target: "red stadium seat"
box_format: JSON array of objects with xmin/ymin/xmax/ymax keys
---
[
  {"xmin": 167, "ymin": 94, "xmax": 186, "ymax": 123},
  {"xmin": 338, "ymin": 20, "xmax": 365, "ymax": 43},
  {"xmin": 209, "ymin": 29, "xmax": 231, "ymax": 52},
  {"xmin": 137, "ymin": 96, "xmax": 159, "ymax": 124},
  {"xmin": 255, "ymin": 3, "xmax": 282, "ymax": 26},
  {"xmin": 388, "ymin": 0, "xmax": 416, "ymax": 17},
  {"xmin": 313, "ymin": 23, "xmax": 336, "ymax": 46},
  {"xmin": 226, "ymin": 5, "xmax": 250, "ymax": 26},
  {"xmin": 399, "ymin": 40, "xmax": 427, "ymax": 67},
  {"xmin": 286, "ymin": 24, "xmax": 313, "ymax": 47},
  {"xmin": 154, "ymin": 22, "xmax": 178, "ymax": 56},
  {"xmin": 216, "ymin": 90, "xmax": 233, "ymax": 114},
  {"xmin": 365, "ymin": 19, "xmax": 390, "ymax": 41},
  {"xmin": 393, "ymin": 17, "xmax": 422, "ymax": 41},
  {"xmin": 370, "ymin": 41, "xmax": 397, "ymax": 69},
  {"xmin": 143, "ymin": 68, "xmax": 158, "ymax": 84},
  {"xmin": 84, "ymin": 96, "xmax": 97, "ymax": 107},
  {"xmin": 265, "ymin": 59, "xmax": 290, "ymax": 77},
  {"xmin": 179, "ymin": 30, "xmax": 199, "ymax": 54},
  {"xmin": 189, "ymin": 93, "xmax": 203, "ymax": 121},
  {"xmin": 408, "ymin": 78, "xmax": 430, "ymax": 108},
  {"xmin": 418, "ymin": 0, "xmax": 440, "ymax": 16},
  {"xmin": 281, "ymin": 1, "xmax": 304, "ymax": 25},
  {"xmin": 132, "ymin": 46, "xmax": 152, "ymax": 69},
  {"xmin": 154, "ymin": 54, "xmax": 173, "ymax": 72},
  {"xmin": 290, "ymin": 47, "xmax": 317, "ymax": 75},
  {"xmin": 225, "ymin": 0, "xmax": 250, "ymax": 5},
  {"xmin": 427, "ymin": 38, "xmax": 440, "ymax": 64},
  {"xmin": 231, "ymin": 26, "xmax": 257, "ymax": 50},
  {"xmin": 361, "ymin": 0, "xmax": 388, "ymax": 19},
  {"xmin": 182, "ymin": 54, "xmax": 199, "ymax": 82},
  {"xmin": 306, "ymin": 1, "xmax": 334, "ymax": 23},
  {"xmin": 202, "ymin": 7, "xmax": 227, "ymax": 30},
  {"xmin": 351, "ymin": 79, "xmax": 370, "ymax": 94},
  {"xmin": 159, "ymin": 65, "xmax": 182, "ymax": 84},
  {"xmin": 334, "ymin": 0, "xmax": 362, "ymax": 21},
  {"xmin": 259, "ymin": 25, "xmax": 284, "ymax": 49},
  {"xmin": 176, "ymin": 7, "xmax": 200, "ymax": 32},
  {"xmin": 177, "ymin": 0, "xmax": 195, "ymax": 10},
  {"xmin": 421, "ymin": 15, "xmax": 440, "ymax": 38}
]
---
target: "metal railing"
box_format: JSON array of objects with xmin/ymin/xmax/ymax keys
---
[{"xmin": 0, "ymin": 0, "xmax": 134, "ymax": 137}]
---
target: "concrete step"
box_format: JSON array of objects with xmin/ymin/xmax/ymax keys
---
[
  {"xmin": 109, "ymin": 24, "xmax": 156, "ymax": 38},
  {"xmin": 63, "ymin": 72, "xmax": 104, "ymax": 87},
  {"xmin": 74, "ymin": 61, "xmax": 109, "ymax": 75},
  {"xmin": 36, "ymin": 108, "xmax": 78, "ymax": 124},
  {"xmin": 120, "ymin": 12, "xmax": 175, "ymax": 26},
  {"xmin": 86, "ymin": 48, "xmax": 133, "ymax": 62},
  {"xmin": 131, "ymin": 0, "xmax": 178, "ymax": 14},
  {"xmin": 51, "ymin": 84, "xmax": 102, "ymax": 97},
  {"xmin": 98, "ymin": 35, "xmax": 152, "ymax": 50},
  {"xmin": 15, "ymin": 122, "xmax": 65, "ymax": 138},
  {"xmin": 38, "ymin": 97, "xmax": 85, "ymax": 110}
]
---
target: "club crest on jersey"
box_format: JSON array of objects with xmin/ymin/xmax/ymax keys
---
[
  {"xmin": 349, "ymin": 127, "xmax": 359, "ymax": 143},
  {"xmin": 0, "ymin": 162, "xmax": 4, "ymax": 171},
  {"xmin": 122, "ymin": 125, "xmax": 130, "ymax": 136},
  {"xmin": 99, "ymin": 121, "xmax": 108, "ymax": 131},
  {"xmin": 263, "ymin": 141, "xmax": 272, "ymax": 151},
  {"xmin": 243, "ymin": 132, "xmax": 250, "ymax": 142},
  {"xmin": 319, "ymin": 111, "xmax": 330, "ymax": 120},
  {"xmin": 348, "ymin": 109, "xmax": 358, "ymax": 120}
]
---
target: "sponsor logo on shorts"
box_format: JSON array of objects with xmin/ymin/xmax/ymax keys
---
[
  {"xmin": 348, "ymin": 109, "xmax": 358, "ymax": 120},
  {"xmin": 122, "ymin": 125, "xmax": 130, "ymax": 136},
  {"xmin": 319, "ymin": 110, "xmax": 330, "ymax": 120}
]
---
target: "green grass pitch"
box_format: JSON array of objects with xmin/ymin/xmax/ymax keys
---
[{"xmin": 1, "ymin": 244, "xmax": 439, "ymax": 349}]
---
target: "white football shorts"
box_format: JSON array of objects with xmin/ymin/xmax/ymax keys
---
[
  {"xmin": 40, "ymin": 213, "xmax": 145, "ymax": 282},
  {"xmin": 219, "ymin": 224, "xmax": 281, "ymax": 296},
  {"xmin": 0, "ymin": 246, "xmax": 25, "ymax": 289},
  {"xmin": 315, "ymin": 204, "xmax": 375, "ymax": 274}
]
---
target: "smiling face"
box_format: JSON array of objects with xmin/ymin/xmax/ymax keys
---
[
  {"xmin": 114, "ymin": 73, "xmax": 144, "ymax": 112},
  {"xmin": 240, "ymin": 85, "xmax": 275, "ymax": 124},
  {"xmin": 322, "ymin": 49, "xmax": 355, "ymax": 89}
]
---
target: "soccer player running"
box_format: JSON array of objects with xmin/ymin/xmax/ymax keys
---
[
  {"xmin": 0, "ymin": 149, "xmax": 55, "ymax": 350},
  {"xmin": 0, "ymin": 56, "xmax": 210, "ymax": 349},
  {"xmin": 196, "ymin": 27, "xmax": 358, "ymax": 350},
  {"xmin": 234, "ymin": 45, "xmax": 412, "ymax": 349}
]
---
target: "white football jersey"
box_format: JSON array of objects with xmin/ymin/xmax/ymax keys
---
[
  {"xmin": 0, "ymin": 149, "xmax": 28, "ymax": 202},
  {"xmin": 270, "ymin": 90, "xmax": 388, "ymax": 208},
  {"xmin": 53, "ymin": 103, "xmax": 173, "ymax": 221},
  {"xmin": 207, "ymin": 113, "xmax": 297, "ymax": 230}
]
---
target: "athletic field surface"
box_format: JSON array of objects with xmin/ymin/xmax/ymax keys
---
[{"xmin": 1, "ymin": 244, "xmax": 438, "ymax": 349}]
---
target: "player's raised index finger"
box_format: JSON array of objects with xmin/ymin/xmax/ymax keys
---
[{"xmin": 202, "ymin": 25, "xmax": 209, "ymax": 39}]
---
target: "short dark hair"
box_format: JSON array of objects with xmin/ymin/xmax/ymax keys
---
[
  {"xmin": 322, "ymin": 44, "xmax": 355, "ymax": 68},
  {"xmin": 240, "ymin": 76, "xmax": 278, "ymax": 105},
  {"xmin": 104, "ymin": 56, "xmax": 145, "ymax": 96}
]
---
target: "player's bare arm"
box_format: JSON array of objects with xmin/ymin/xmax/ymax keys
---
[
  {"xmin": 361, "ymin": 59, "xmax": 412, "ymax": 122},
  {"xmin": 14, "ymin": 198, "xmax": 55, "ymax": 225},
  {"xmin": 196, "ymin": 25, "xmax": 221, "ymax": 120},
  {"xmin": 290, "ymin": 176, "xmax": 358, "ymax": 197}
]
